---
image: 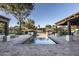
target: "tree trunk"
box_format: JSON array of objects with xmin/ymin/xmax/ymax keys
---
[{"xmin": 19, "ymin": 20, "xmax": 22, "ymax": 35}]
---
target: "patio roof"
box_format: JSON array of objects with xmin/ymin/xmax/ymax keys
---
[
  {"xmin": 55, "ymin": 12, "xmax": 79, "ymax": 25},
  {"xmin": 0, "ymin": 15, "xmax": 10, "ymax": 23}
]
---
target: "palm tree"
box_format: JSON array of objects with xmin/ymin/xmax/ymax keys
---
[
  {"xmin": 38, "ymin": 25, "xmax": 40, "ymax": 28},
  {"xmin": 21, "ymin": 18, "xmax": 35, "ymax": 34},
  {"xmin": 25, "ymin": 19, "xmax": 35, "ymax": 29},
  {"xmin": 14, "ymin": 26, "xmax": 19, "ymax": 34},
  {"xmin": 0, "ymin": 3, "xmax": 34, "ymax": 34},
  {"xmin": 45, "ymin": 25, "xmax": 51, "ymax": 29}
]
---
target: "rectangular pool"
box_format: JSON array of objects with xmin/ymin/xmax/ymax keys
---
[
  {"xmin": 32, "ymin": 37, "xmax": 55, "ymax": 44},
  {"xmin": 23, "ymin": 36, "xmax": 56, "ymax": 44}
]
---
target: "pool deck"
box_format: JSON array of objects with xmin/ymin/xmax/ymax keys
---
[
  {"xmin": 48, "ymin": 34, "xmax": 68, "ymax": 44},
  {"xmin": 0, "ymin": 34, "xmax": 33, "ymax": 44},
  {"xmin": 0, "ymin": 34, "xmax": 79, "ymax": 56},
  {"xmin": 48, "ymin": 34, "xmax": 79, "ymax": 44},
  {"xmin": 0, "ymin": 41, "xmax": 79, "ymax": 56},
  {"xmin": 9, "ymin": 35, "xmax": 33, "ymax": 44}
]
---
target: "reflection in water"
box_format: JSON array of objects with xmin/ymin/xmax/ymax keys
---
[
  {"xmin": 32, "ymin": 32, "xmax": 56, "ymax": 44},
  {"xmin": 23, "ymin": 32, "xmax": 56, "ymax": 44},
  {"xmin": 34, "ymin": 36, "xmax": 55, "ymax": 44}
]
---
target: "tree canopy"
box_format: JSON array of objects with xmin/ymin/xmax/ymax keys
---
[
  {"xmin": 45, "ymin": 25, "xmax": 52, "ymax": 29},
  {"xmin": 0, "ymin": 3, "xmax": 34, "ymax": 21},
  {"xmin": 0, "ymin": 3, "xmax": 34, "ymax": 34},
  {"xmin": 23, "ymin": 18, "xmax": 35, "ymax": 29}
]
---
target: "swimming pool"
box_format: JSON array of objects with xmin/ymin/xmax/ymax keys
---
[
  {"xmin": 32, "ymin": 36, "xmax": 56, "ymax": 44},
  {"xmin": 23, "ymin": 35, "xmax": 56, "ymax": 44}
]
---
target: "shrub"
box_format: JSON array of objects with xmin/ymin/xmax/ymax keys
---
[{"xmin": 58, "ymin": 27, "xmax": 68, "ymax": 36}]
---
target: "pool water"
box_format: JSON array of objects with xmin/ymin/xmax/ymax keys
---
[
  {"xmin": 23, "ymin": 36, "xmax": 56, "ymax": 44},
  {"xmin": 23, "ymin": 33, "xmax": 56, "ymax": 44},
  {"xmin": 32, "ymin": 36, "xmax": 56, "ymax": 44}
]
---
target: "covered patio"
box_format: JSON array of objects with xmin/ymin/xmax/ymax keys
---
[
  {"xmin": 55, "ymin": 12, "xmax": 79, "ymax": 41},
  {"xmin": 0, "ymin": 15, "xmax": 10, "ymax": 42}
]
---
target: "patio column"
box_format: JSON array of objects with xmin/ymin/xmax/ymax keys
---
[
  {"xmin": 66, "ymin": 21, "xmax": 73, "ymax": 41},
  {"xmin": 67, "ymin": 21, "xmax": 71, "ymax": 35},
  {"xmin": 3, "ymin": 22, "xmax": 9, "ymax": 42},
  {"xmin": 56, "ymin": 25, "xmax": 57, "ymax": 33},
  {"xmin": 55, "ymin": 25, "xmax": 58, "ymax": 36},
  {"xmin": 5, "ymin": 22, "xmax": 9, "ymax": 36}
]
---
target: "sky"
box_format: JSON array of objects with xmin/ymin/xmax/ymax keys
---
[
  {"xmin": 1, "ymin": 3, "xmax": 79, "ymax": 27},
  {"xmin": 28, "ymin": 3, "xmax": 79, "ymax": 27}
]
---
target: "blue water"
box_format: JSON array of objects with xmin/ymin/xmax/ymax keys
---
[{"xmin": 32, "ymin": 37, "xmax": 56, "ymax": 44}]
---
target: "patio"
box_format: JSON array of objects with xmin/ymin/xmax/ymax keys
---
[{"xmin": 55, "ymin": 12, "xmax": 79, "ymax": 41}]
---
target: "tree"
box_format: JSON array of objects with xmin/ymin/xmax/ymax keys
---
[
  {"xmin": 9, "ymin": 26, "xmax": 19, "ymax": 34},
  {"xmin": 24, "ymin": 19, "xmax": 35, "ymax": 29},
  {"xmin": 45, "ymin": 25, "xmax": 51, "ymax": 29},
  {"xmin": 0, "ymin": 3, "xmax": 34, "ymax": 34},
  {"xmin": 20, "ymin": 18, "xmax": 36, "ymax": 34},
  {"xmin": 14, "ymin": 26, "xmax": 19, "ymax": 34},
  {"xmin": 38, "ymin": 25, "xmax": 40, "ymax": 28}
]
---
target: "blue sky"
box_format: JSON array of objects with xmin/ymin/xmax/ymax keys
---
[
  {"xmin": 1, "ymin": 3, "xmax": 79, "ymax": 27},
  {"xmin": 28, "ymin": 3, "xmax": 79, "ymax": 27}
]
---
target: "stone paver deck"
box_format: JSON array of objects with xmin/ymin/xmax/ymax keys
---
[
  {"xmin": 9, "ymin": 35, "xmax": 33, "ymax": 44},
  {"xmin": 48, "ymin": 34, "xmax": 79, "ymax": 44},
  {"xmin": 0, "ymin": 34, "xmax": 79, "ymax": 56},
  {"xmin": 0, "ymin": 40, "xmax": 79, "ymax": 56},
  {"xmin": 48, "ymin": 35, "xmax": 68, "ymax": 44},
  {"xmin": 0, "ymin": 35, "xmax": 33, "ymax": 45}
]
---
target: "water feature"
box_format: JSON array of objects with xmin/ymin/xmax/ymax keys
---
[
  {"xmin": 32, "ymin": 36, "xmax": 56, "ymax": 44},
  {"xmin": 23, "ymin": 32, "xmax": 56, "ymax": 44}
]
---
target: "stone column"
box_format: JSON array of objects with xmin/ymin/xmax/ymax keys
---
[
  {"xmin": 66, "ymin": 21, "xmax": 73, "ymax": 41},
  {"xmin": 67, "ymin": 21, "xmax": 71, "ymax": 35},
  {"xmin": 3, "ymin": 22, "xmax": 9, "ymax": 42},
  {"xmin": 55, "ymin": 25, "xmax": 58, "ymax": 36}
]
